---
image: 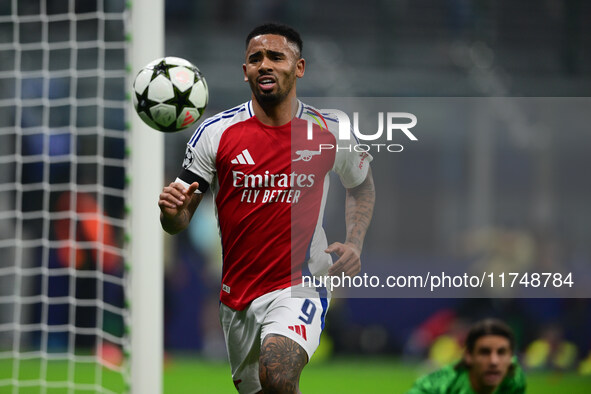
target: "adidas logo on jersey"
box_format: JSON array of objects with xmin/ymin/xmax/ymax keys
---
[
  {"xmin": 288, "ymin": 324, "xmax": 307, "ymax": 340},
  {"xmin": 231, "ymin": 149, "xmax": 255, "ymax": 165}
]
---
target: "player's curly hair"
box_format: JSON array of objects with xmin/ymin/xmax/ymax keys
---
[{"xmin": 246, "ymin": 23, "xmax": 303, "ymax": 58}]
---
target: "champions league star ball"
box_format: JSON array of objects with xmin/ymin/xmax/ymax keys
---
[{"xmin": 132, "ymin": 57, "xmax": 208, "ymax": 132}]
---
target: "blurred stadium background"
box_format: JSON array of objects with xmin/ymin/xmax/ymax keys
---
[{"xmin": 1, "ymin": 0, "xmax": 591, "ymax": 392}]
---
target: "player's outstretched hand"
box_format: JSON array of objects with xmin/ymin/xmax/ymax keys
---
[
  {"xmin": 158, "ymin": 182, "xmax": 199, "ymax": 218},
  {"xmin": 326, "ymin": 242, "xmax": 361, "ymax": 277}
]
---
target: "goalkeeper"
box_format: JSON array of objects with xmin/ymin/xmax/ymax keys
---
[{"xmin": 408, "ymin": 318, "xmax": 526, "ymax": 394}]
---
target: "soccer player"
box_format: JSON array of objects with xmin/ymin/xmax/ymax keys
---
[
  {"xmin": 158, "ymin": 23, "xmax": 375, "ymax": 393},
  {"xmin": 408, "ymin": 318, "xmax": 527, "ymax": 394}
]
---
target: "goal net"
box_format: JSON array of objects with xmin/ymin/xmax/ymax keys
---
[{"xmin": 0, "ymin": 1, "xmax": 163, "ymax": 392}]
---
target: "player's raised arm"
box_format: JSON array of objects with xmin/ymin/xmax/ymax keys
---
[
  {"xmin": 158, "ymin": 181, "xmax": 202, "ymax": 235},
  {"xmin": 327, "ymin": 166, "xmax": 375, "ymax": 277}
]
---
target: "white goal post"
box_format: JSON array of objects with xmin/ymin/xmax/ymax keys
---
[
  {"xmin": 0, "ymin": 0, "xmax": 164, "ymax": 393},
  {"xmin": 128, "ymin": 0, "xmax": 164, "ymax": 393}
]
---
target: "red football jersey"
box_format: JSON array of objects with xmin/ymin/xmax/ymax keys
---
[{"xmin": 177, "ymin": 101, "xmax": 371, "ymax": 310}]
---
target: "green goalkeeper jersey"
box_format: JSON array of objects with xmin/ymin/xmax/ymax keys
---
[{"xmin": 408, "ymin": 360, "xmax": 526, "ymax": 394}]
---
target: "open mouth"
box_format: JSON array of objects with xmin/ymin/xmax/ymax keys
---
[
  {"xmin": 484, "ymin": 370, "xmax": 502, "ymax": 383},
  {"xmin": 258, "ymin": 76, "xmax": 276, "ymax": 91}
]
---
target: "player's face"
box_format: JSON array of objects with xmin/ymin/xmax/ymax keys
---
[
  {"xmin": 243, "ymin": 34, "xmax": 305, "ymax": 105},
  {"xmin": 465, "ymin": 335, "xmax": 513, "ymax": 392}
]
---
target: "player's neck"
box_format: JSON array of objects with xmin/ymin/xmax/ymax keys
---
[{"xmin": 252, "ymin": 93, "xmax": 298, "ymax": 127}]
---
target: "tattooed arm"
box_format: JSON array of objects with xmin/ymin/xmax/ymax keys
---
[{"xmin": 327, "ymin": 166, "xmax": 376, "ymax": 277}]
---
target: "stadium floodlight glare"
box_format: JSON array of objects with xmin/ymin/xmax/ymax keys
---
[{"xmin": 0, "ymin": 0, "xmax": 164, "ymax": 393}]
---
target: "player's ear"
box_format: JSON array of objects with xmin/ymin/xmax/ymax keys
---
[
  {"xmin": 243, "ymin": 63, "xmax": 248, "ymax": 82},
  {"xmin": 296, "ymin": 57, "xmax": 305, "ymax": 78}
]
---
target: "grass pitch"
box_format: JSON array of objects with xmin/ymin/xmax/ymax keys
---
[
  {"xmin": 164, "ymin": 356, "xmax": 591, "ymax": 393},
  {"xmin": 2, "ymin": 356, "xmax": 590, "ymax": 393}
]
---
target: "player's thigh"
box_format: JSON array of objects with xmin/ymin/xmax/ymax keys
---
[
  {"xmin": 259, "ymin": 333, "xmax": 307, "ymax": 391},
  {"xmin": 260, "ymin": 292, "xmax": 329, "ymax": 363}
]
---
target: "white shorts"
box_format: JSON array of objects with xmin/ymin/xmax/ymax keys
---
[{"xmin": 219, "ymin": 287, "xmax": 329, "ymax": 394}]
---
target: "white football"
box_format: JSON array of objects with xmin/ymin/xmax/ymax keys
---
[{"xmin": 132, "ymin": 57, "xmax": 208, "ymax": 132}]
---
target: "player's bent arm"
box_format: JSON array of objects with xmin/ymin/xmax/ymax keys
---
[
  {"xmin": 327, "ymin": 167, "xmax": 375, "ymax": 277},
  {"xmin": 158, "ymin": 182, "xmax": 202, "ymax": 235},
  {"xmin": 344, "ymin": 166, "xmax": 375, "ymax": 253}
]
